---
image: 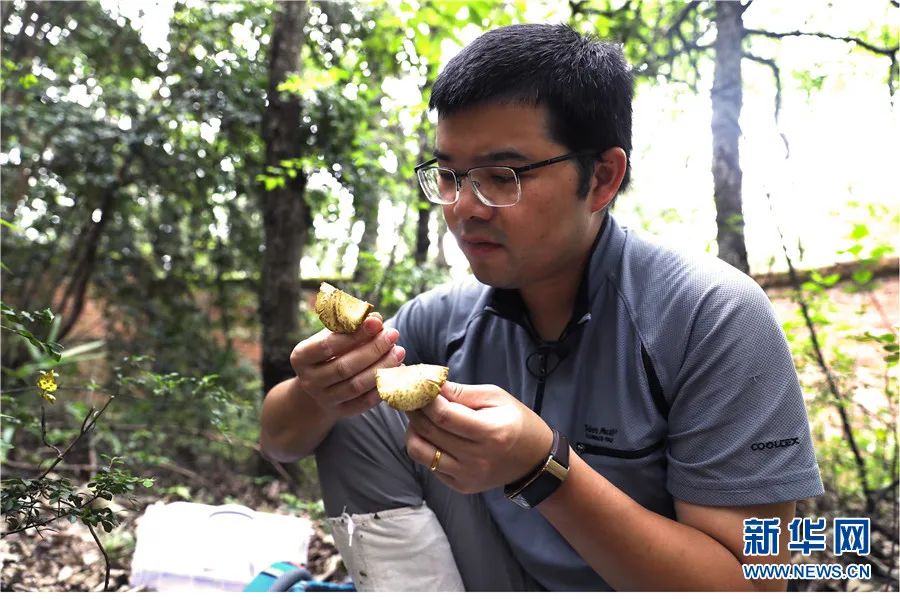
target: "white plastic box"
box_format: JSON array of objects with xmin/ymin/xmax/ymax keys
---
[{"xmin": 129, "ymin": 501, "xmax": 313, "ymax": 592}]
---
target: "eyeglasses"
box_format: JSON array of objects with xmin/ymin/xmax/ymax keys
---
[{"xmin": 414, "ymin": 150, "xmax": 599, "ymax": 208}]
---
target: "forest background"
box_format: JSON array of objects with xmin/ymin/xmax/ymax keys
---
[{"xmin": 0, "ymin": 0, "xmax": 897, "ymax": 592}]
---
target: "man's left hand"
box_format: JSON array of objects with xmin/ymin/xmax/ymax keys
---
[{"xmin": 405, "ymin": 381, "xmax": 553, "ymax": 494}]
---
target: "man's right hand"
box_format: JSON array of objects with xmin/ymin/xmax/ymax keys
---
[{"xmin": 290, "ymin": 313, "xmax": 406, "ymax": 419}]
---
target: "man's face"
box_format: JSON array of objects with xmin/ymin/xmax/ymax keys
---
[{"xmin": 435, "ymin": 102, "xmax": 600, "ymax": 291}]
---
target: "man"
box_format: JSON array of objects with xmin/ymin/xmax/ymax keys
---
[{"xmin": 260, "ymin": 24, "xmax": 823, "ymax": 591}]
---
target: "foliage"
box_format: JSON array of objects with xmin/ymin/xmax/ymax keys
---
[
  {"xmin": 778, "ymin": 219, "xmax": 897, "ymax": 585},
  {"xmin": 279, "ymin": 492, "xmax": 326, "ymax": 523},
  {"xmin": 0, "ymin": 2, "xmax": 529, "ymax": 588},
  {"xmin": 2, "ymin": 456, "xmax": 154, "ymax": 536},
  {"xmin": 0, "ymin": 302, "xmax": 154, "ymax": 590},
  {"xmin": 1, "ymin": 302, "xmax": 62, "ymax": 361}
]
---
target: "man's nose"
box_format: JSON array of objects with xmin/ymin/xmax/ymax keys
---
[{"xmin": 452, "ymin": 176, "xmax": 494, "ymax": 221}]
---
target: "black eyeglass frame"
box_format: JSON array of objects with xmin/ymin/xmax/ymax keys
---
[{"xmin": 413, "ymin": 150, "xmax": 601, "ymax": 206}]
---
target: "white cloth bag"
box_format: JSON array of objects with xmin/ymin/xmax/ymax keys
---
[{"xmin": 327, "ymin": 503, "xmax": 465, "ymax": 591}]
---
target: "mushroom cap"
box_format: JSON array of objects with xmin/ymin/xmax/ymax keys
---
[
  {"xmin": 376, "ymin": 364, "xmax": 449, "ymax": 411},
  {"xmin": 315, "ymin": 282, "xmax": 373, "ymax": 333}
]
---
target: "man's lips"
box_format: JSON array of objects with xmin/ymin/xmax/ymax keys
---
[
  {"xmin": 459, "ymin": 236, "xmax": 503, "ymax": 255},
  {"xmin": 460, "ymin": 235, "xmax": 502, "ymax": 247}
]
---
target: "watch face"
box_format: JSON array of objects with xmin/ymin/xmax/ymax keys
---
[{"xmin": 510, "ymin": 493, "xmax": 531, "ymax": 509}]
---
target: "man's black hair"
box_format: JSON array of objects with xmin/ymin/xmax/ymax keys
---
[{"xmin": 430, "ymin": 23, "xmax": 633, "ymax": 198}]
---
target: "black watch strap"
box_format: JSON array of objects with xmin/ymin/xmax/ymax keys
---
[{"xmin": 504, "ymin": 430, "xmax": 570, "ymax": 509}]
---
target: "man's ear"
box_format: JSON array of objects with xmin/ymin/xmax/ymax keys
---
[{"xmin": 588, "ymin": 147, "xmax": 627, "ymax": 213}]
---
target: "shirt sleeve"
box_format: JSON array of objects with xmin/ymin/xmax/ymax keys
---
[
  {"xmin": 384, "ymin": 295, "xmax": 442, "ymax": 367},
  {"xmin": 664, "ymin": 275, "xmax": 825, "ymax": 506}
]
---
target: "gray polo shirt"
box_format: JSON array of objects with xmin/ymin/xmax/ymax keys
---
[{"xmin": 387, "ymin": 213, "xmax": 824, "ymax": 591}]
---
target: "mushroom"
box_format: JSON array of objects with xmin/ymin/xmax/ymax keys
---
[
  {"xmin": 376, "ymin": 364, "xmax": 449, "ymax": 411},
  {"xmin": 315, "ymin": 282, "xmax": 374, "ymax": 334}
]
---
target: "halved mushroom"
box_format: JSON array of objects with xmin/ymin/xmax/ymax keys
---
[
  {"xmin": 376, "ymin": 364, "xmax": 449, "ymax": 411},
  {"xmin": 315, "ymin": 282, "xmax": 374, "ymax": 334}
]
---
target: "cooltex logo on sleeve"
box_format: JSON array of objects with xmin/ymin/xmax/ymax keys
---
[{"xmin": 750, "ymin": 437, "xmax": 800, "ymax": 451}]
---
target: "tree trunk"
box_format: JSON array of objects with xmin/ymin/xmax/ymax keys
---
[
  {"xmin": 435, "ymin": 217, "xmax": 448, "ymax": 269},
  {"xmin": 351, "ymin": 186, "xmax": 380, "ymax": 295},
  {"xmin": 55, "ymin": 147, "xmax": 136, "ymax": 342},
  {"xmin": 414, "ymin": 203, "xmax": 430, "ymax": 265},
  {"xmin": 259, "ymin": 1, "xmax": 309, "ymax": 395},
  {"xmin": 711, "ymin": 1, "xmax": 750, "ymax": 274},
  {"xmin": 413, "ymin": 130, "xmax": 434, "ymax": 267}
]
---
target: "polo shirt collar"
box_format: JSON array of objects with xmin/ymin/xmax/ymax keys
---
[{"xmin": 483, "ymin": 212, "xmax": 627, "ymax": 341}]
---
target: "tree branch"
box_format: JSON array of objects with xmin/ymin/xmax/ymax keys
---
[
  {"xmin": 569, "ymin": 0, "xmax": 630, "ymax": 20},
  {"xmin": 867, "ymin": 289, "xmax": 898, "ymax": 335},
  {"xmin": 1, "ymin": 487, "xmax": 106, "ymax": 538},
  {"xmin": 70, "ymin": 421, "xmax": 299, "ymax": 489},
  {"xmin": 889, "ymin": 54, "xmax": 898, "ymax": 99},
  {"xmin": 571, "ymin": 0, "xmax": 710, "ymax": 82},
  {"xmin": 373, "ymin": 202, "xmax": 411, "ymax": 308},
  {"xmin": 55, "ymin": 145, "xmax": 138, "ymax": 343},
  {"xmin": 664, "ymin": 0, "xmax": 701, "ymax": 39},
  {"xmin": 85, "ymin": 521, "xmax": 111, "ymax": 592},
  {"xmin": 743, "ymin": 53, "xmax": 782, "ymax": 120},
  {"xmin": 40, "ymin": 404, "xmax": 62, "ymax": 457},
  {"xmin": 2, "ymin": 516, "xmax": 63, "ymax": 538},
  {"xmin": 743, "ymin": 51, "xmax": 789, "ymax": 157},
  {"xmin": 36, "ymin": 397, "xmax": 113, "ymax": 481},
  {"xmin": 744, "ymin": 28, "xmax": 899, "ymax": 57},
  {"xmin": 767, "ymin": 193, "xmax": 874, "ymax": 511}
]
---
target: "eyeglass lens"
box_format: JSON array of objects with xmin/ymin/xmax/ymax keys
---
[{"xmin": 419, "ymin": 167, "xmax": 520, "ymax": 207}]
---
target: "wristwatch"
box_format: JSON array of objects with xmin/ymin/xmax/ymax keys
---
[{"xmin": 504, "ymin": 429, "xmax": 570, "ymax": 509}]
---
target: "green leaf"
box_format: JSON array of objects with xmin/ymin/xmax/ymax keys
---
[
  {"xmin": 852, "ymin": 270, "xmax": 873, "ymax": 284},
  {"xmin": 18, "ymin": 73, "xmax": 38, "ymax": 89},
  {"xmin": 802, "ymin": 281, "xmax": 821, "ymax": 293},
  {"xmin": 277, "ymin": 69, "xmax": 339, "ymax": 95},
  {"xmin": 849, "ymin": 223, "xmax": 869, "ymax": 240},
  {"xmin": 810, "ymin": 272, "xmax": 840, "ymax": 288}
]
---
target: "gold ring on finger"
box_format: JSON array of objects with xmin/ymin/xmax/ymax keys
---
[{"xmin": 430, "ymin": 447, "xmax": 442, "ymax": 472}]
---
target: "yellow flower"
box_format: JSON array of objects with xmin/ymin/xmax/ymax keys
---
[{"xmin": 37, "ymin": 369, "xmax": 58, "ymax": 404}]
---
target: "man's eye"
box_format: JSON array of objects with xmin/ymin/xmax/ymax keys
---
[
  {"xmin": 490, "ymin": 173, "xmax": 516, "ymax": 184},
  {"xmin": 437, "ymin": 172, "xmax": 456, "ymax": 183}
]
